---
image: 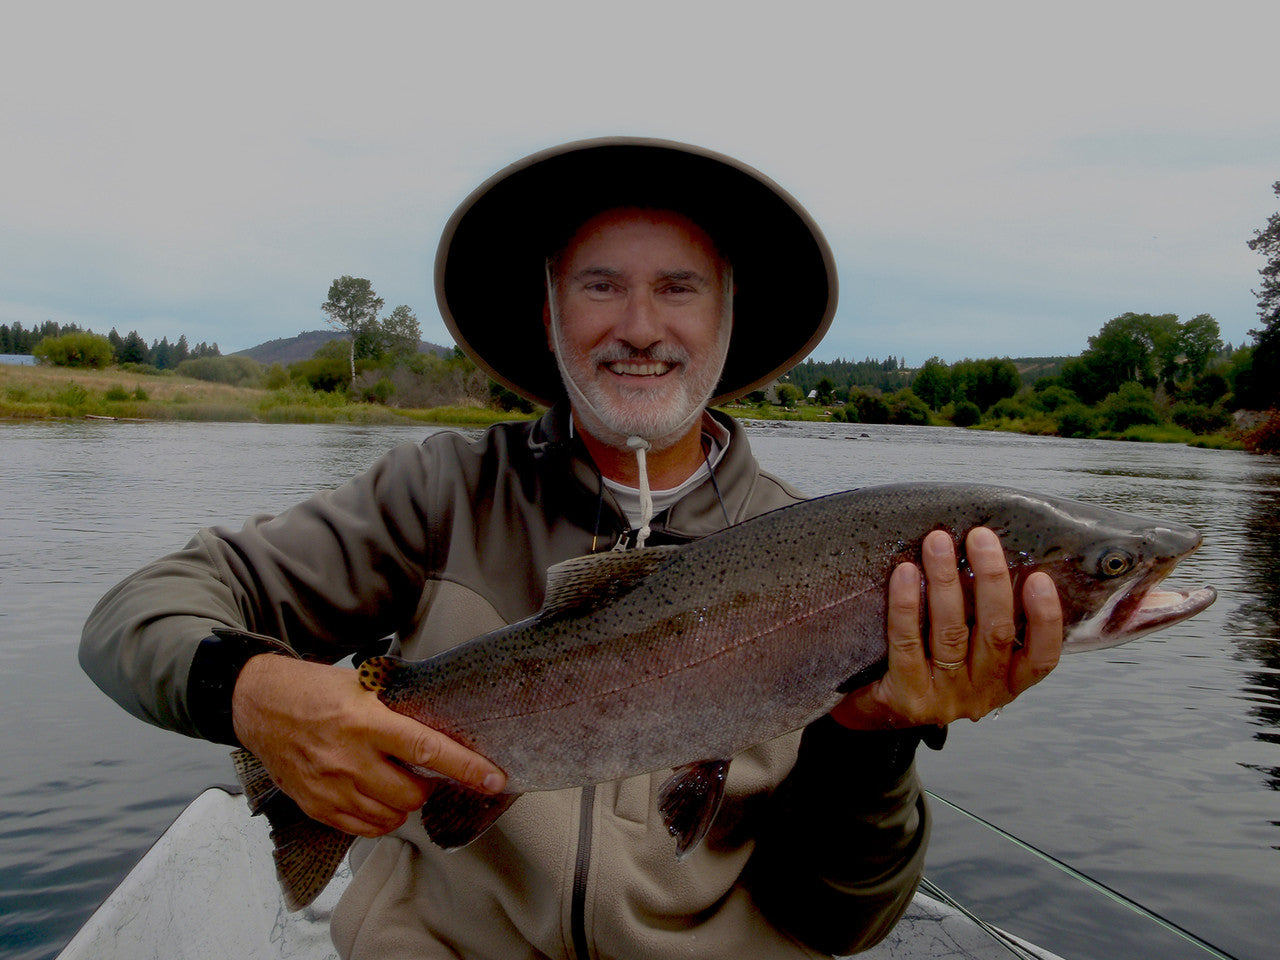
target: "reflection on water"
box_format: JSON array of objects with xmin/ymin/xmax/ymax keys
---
[
  {"xmin": 1, "ymin": 418, "xmax": 1277, "ymax": 960},
  {"xmin": 1233, "ymin": 476, "xmax": 1280, "ymax": 795}
]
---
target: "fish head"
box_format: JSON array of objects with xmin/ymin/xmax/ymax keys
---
[{"xmin": 991, "ymin": 494, "xmax": 1217, "ymax": 653}]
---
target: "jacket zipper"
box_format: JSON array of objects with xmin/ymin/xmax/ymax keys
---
[{"xmin": 570, "ymin": 784, "xmax": 595, "ymax": 959}]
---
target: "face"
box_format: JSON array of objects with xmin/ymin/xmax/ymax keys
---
[{"xmin": 546, "ymin": 208, "xmax": 732, "ymax": 450}]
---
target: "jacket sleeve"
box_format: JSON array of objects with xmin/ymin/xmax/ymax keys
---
[
  {"xmin": 79, "ymin": 443, "xmax": 440, "ymax": 740},
  {"xmin": 745, "ymin": 717, "xmax": 940, "ymax": 955}
]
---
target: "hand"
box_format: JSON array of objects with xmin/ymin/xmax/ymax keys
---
[
  {"xmin": 831, "ymin": 527, "xmax": 1062, "ymax": 730},
  {"xmin": 231, "ymin": 655, "xmax": 506, "ymax": 837}
]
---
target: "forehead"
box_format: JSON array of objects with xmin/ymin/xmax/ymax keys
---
[{"xmin": 559, "ymin": 208, "xmax": 723, "ymax": 271}]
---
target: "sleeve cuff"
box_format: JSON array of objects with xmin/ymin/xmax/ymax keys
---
[{"xmin": 187, "ymin": 628, "xmax": 294, "ymax": 746}]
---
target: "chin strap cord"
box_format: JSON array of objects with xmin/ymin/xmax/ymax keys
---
[{"xmin": 626, "ymin": 435, "xmax": 655, "ymax": 548}]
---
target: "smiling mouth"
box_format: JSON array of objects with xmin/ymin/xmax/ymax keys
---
[{"xmin": 605, "ymin": 360, "xmax": 675, "ymax": 377}]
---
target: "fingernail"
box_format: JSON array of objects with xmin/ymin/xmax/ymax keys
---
[
  {"xmin": 482, "ymin": 772, "xmax": 505, "ymax": 793},
  {"xmin": 1026, "ymin": 573, "xmax": 1055, "ymax": 600}
]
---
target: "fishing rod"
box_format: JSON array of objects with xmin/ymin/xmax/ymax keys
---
[{"xmin": 925, "ymin": 790, "xmax": 1241, "ymax": 960}]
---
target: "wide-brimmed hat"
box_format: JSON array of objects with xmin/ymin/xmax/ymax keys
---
[{"xmin": 435, "ymin": 137, "xmax": 838, "ymax": 406}]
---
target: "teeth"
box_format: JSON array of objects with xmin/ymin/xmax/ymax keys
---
[{"xmin": 608, "ymin": 361, "xmax": 671, "ymax": 376}]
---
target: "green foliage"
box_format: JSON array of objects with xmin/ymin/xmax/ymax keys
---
[
  {"xmin": 1170, "ymin": 401, "xmax": 1230, "ymax": 434},
  {"xmin": 1033, "ymin": 384, "xmax": 1077, "ymax": 412},
  {"xmin": 291, "ymin": 354, "xmax": 350, "ymax": 393},
  {"xmin": 321, "ymin": 276, "xmax": 384, "ymax": 389},
  {"xmin": 264, "ymin": 363, "xmax": 290, "ymax": 389},
  {"xmin": 843, "ymin": 390, "xmax": 890, "ymax": 424},
  {"xmin": 950, "ymin": 399, "xmax": 981, "ymax": 426},
  {"xmin": 986, "ymin": 396, "xmax": 1033, "ymax": 421},
  {"xmin": 950, "ymin": 358, "xmax": 1020, "ymax": 411},
  {"xmin": 1055, "ymin": 403, "xmax": 1099, "ymax": 438},
  {"xmin": 54, "ymin": 384, "xmax": 89, "ymax": 409},
  {"xmin": 783, "ymin": 356, "xmax": 909, "ymax": 397},
  {"xmin": 490, "ymin": 382, "xmax": 535, "ymax": 413},
  {"xmin": 775, "ymin": 383, "xmax": 802, "ymax": 408},
  {"xmin": 32, "ymin": 331, "xmax": 115, "ymax": 368},
  {"xmin": 176, "ymin": 355, "xmax": 264, "ymax": 386},
  {"xmin": 1243, "ymin": 183, "xmax": 1280, "ymax": 410},
  {"xmin": 911, "ymin": 358, "xmax": 953, "ymax": 410},
  {"xmin": 104, "ymin": 385, "xmax": 130, "ymax": 401},
  {"xmin": 1098, "ymin": 382, "xmax": 1160, "ymax": 432},
  {"xmin": 886, "ymin": 389, "xmax": 930, "ymax": 425}
]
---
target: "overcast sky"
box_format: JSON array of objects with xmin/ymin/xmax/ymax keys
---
[{"xmin": 4, "ymin": 1, "xmax": 1278, "ymax": 367}]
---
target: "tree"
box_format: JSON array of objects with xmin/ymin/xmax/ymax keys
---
[
  {"xmin": 380, "ymin": 305, "xmax": 422, "ymax": 361},
  {"xmin": 321, "ymin": 276, "xmax": 384, "ymax": 390},
  {"xmin": 32, "ymin": 331, "xmax": 114, "ymax": 368},
  {"xmin": 911, "ymin": 357, "xmax": 952, "ymax": 410},
  {"xmin": 1179, "ymin": 314, "xmax": 1222, "ymax": 379},
  {"xmin": 118, "ymin": 330, "xmax": 149, "ymax": 365},
  {"xmin": 1245, "ymin": 182, "xmax": 1280, "ymax": 409}
]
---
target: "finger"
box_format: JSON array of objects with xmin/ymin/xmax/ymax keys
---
[
  {"xmin": 1009, "ymin": 571, "xmax": 1063, "ymax": 693},
  {"xmin": 920, "ymin": 529, "xmax": 970, "ymax": 671},
  {"xmin": 375, "ymin": 711, "xmax": 507, "ymax": 795},
  {"xmin": 966, "ymin": 527, "xmax": 1018, "ymax": 683}
]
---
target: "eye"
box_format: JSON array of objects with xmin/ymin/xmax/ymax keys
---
[{"xmin": 1098, "ymin": 550, "xmax": 1134, "ymax": 577}]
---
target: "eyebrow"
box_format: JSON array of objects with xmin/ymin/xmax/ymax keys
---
[{"xmin": 569, "ymin": 267, "xmax": 711, "ymax": 284}]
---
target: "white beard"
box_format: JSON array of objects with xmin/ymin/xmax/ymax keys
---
[{"xmin": 550, "ymin": 315, "xmax": 731, "ymax": 451}]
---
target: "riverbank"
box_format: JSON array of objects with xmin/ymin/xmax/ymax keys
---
[
  {"xmin": 0, "ymin": 363, "xmax": 520, "ymax": 427},
  {"xmin": 0, "ymin": 363, "xmax": 1247, "ymax": 449}
]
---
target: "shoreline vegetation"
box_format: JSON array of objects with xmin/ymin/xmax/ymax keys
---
[{"xmin": 1, "ymin": 362, "xmax": 1248, "ymax": 450}]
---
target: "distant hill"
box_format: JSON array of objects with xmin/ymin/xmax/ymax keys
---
[{"xmin": 232, "ymin": 330, "xmax": 453, "ymax": 365}]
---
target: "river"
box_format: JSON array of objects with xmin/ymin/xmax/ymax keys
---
[{"xmin": 0, "ymin": 418, "xmax": 1275, "ymax": 959}]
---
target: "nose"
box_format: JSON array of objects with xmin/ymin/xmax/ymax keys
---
[{"xmin": 614, "ymin": 292, "xmax": 662, "ymax": 351}]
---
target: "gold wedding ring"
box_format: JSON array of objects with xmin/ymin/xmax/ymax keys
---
[{"xmin": 933, "ymin": 658, "xmax": 966, "ymax": 671}]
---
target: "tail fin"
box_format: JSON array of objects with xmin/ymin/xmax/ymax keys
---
[{"xmin": 231, "ymin": 749, "xmax": 355, "ymax": 911}]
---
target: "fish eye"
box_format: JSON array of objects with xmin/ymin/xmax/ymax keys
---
[{"xmin": 1098, "ymin": 550, "xmax": 1134, "ymax": 578}]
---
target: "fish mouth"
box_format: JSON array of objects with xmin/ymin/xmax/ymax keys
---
[
  {"xmin": 1075, "ymin": 570, "xmax": 1218, "ymax": 651},
  {"xmin": 1110, "ymin": 584, "xmax": 1218, "ymax": 638}
]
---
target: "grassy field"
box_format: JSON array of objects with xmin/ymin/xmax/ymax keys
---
[{"xmin": 0, "ymin": 364, "xmax": 525, "ymax": 427}]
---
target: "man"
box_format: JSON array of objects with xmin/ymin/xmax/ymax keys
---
[{"xmin": 81, "ymin": 138, "xmax": 1062, "ymax": 959}]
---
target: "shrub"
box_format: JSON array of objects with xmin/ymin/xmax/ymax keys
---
[
  {"xmin": 950, "ymin": 400, "xmax": 981, "ymax": 426},
  {"xmin": 844, "ymin": 390, "xmax": 889, "ymax": 425},
  {"xmin": 177, "ymin": 355, "xmax": 263, "ymax": 386},
  {"xmin": 1099, "ymin": 383, "xmax": 1160, "ymax": 432},
  {"xmin": 1032, "ymin": 384, "xmax": 1077, "ymax": 412},
  {"xmin": 886, "ymin": 389, "xmax": 930, "ymax": 426},
  {"xmin": 1056, "ymin": 403, "xmax": 1098, "ymax": 438},
  {"xmin": 104, "ymin": 385, "xmax": 130, "ymax": 401},
  {"xmin": 1170, "ymin": 401, "xmax": 1230, "ymax": 435},
  {"xmin": 264, "ymin": 362, "xmax": 290, "ymax": 389},
  {"xmin": 32, "ymin": 332, "xmax": 114, "ymax": 368}
]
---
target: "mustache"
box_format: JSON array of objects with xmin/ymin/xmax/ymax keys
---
[{"xmin": 590, "ymin": 344, "xmax": 690, "ymax": 366}]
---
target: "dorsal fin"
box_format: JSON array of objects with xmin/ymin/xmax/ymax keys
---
[{"xmin": 541, "ymin": 546, "xmax": 683, "ymax": 616}]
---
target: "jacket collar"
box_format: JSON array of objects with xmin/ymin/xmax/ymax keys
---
[{"xmin": 529, "ymin": 404, "xmax": 763, "ymax": 542}]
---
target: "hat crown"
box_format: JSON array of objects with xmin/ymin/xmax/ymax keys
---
[{"xmin": 436, "ymin": 137, "xmax": 838, "ymax": 406}]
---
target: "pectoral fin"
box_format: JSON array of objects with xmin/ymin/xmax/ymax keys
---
[
  {"xmin": 657, "ymin": 759, "xmax": 730, "ymax": 859},
  {"xmin": 420, "ymin": 782, "xmax": 519, "ymax": 849}
]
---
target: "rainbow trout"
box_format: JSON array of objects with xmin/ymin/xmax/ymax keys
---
[{"xmin": 235, "ymin": 482, "xmax": 1216, "ymax": 908}]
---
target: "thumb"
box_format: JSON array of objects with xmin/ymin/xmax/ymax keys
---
[{"xmin": 373, "ymin": 709, "xmax": 507, "ymax": 795}]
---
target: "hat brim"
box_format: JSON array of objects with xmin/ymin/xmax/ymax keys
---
[{"xmin": 435, "ymin": 137, "xmax": 838, "ymax": 407}]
